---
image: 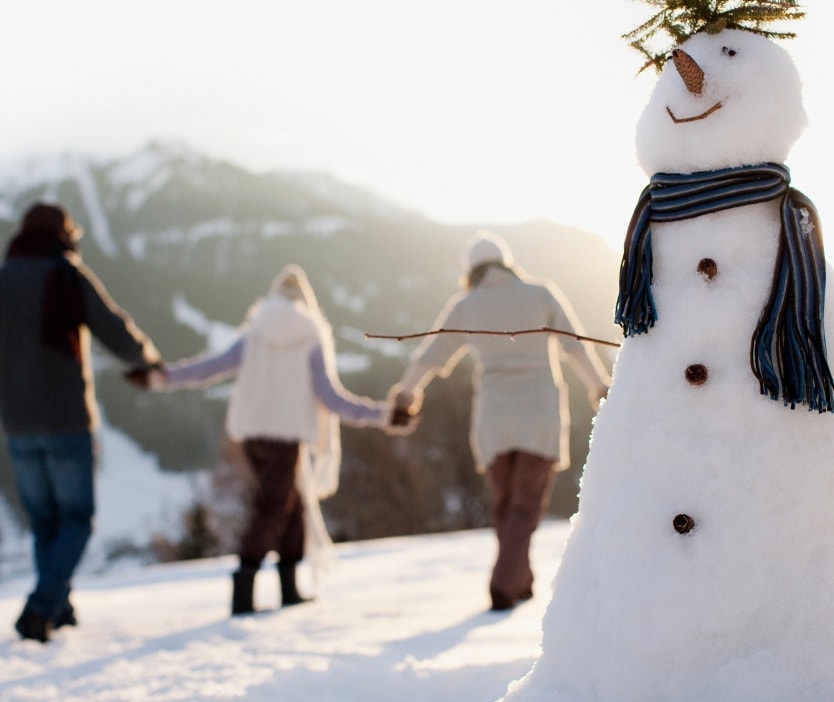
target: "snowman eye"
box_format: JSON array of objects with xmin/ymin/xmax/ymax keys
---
[{"xmin": 722, "ymin": 46, "xmax": 737, "ymax": 57}]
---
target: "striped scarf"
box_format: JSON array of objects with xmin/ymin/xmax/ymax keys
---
[{"xmin": 615, "ymin": 162, "xmax": 834, "ymax": 412}]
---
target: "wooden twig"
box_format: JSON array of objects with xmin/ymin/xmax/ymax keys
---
[{"xmin": 364, "ymin": 326, "xmax": 621, "ymax": 348}]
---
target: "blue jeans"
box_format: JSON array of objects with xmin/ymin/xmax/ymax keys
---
[{"xmin": 7, "ymin": 431, "xmax": 95, "ymax": 620}]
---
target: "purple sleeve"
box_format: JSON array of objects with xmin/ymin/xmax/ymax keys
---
[
  {"xmin": 163, "ymin": 337, "xmax": 245, "ymax": 389},
  {"xmin": 309, "ymin": 345, "xmax": 387, "ymax": 426}
]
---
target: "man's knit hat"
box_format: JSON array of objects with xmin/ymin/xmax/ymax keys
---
[{"xmin": 462, "ymin": 230, "xmax": 514, "ymax": 275}]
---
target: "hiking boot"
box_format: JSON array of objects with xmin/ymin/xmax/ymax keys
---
[
  {"xmin": 15, "ymin": 608, "xmax": 52, "ymax": 643},
  {"xmin": 490, "ymin": 588, "xmax": 516, "ymax": 611},
  {"xmin": 54, "ymin": 601, "xmax": 78, "ymax": 629},
  {"xmin": 231, "ymin": 568, "xmax": 258, "ymax": 616},
  {"xmin": 278, "ymin": 561, "xmax": 312, "ymax": 607}
]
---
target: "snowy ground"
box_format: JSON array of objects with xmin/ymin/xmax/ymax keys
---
[{"xmin": 0, "ymin": 520, "xmax": 570, "ymax": 702}]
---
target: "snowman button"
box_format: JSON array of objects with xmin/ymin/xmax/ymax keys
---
[
  {"xmin": 697, "ymin": 258, "xmax": 718, "ymax": 280},
  {"xmin": 685, "ymin": 364, "xmax": 708, "ymax": 385},
  {"xmin": 673, "ymin": 513, "xmax": 695, "ymax": 534}
]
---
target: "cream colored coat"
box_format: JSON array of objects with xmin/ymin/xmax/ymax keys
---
[
  {"xmin": 228, "ymin": 296, "xmax": 323, "ymax": 442},
  {"xmin": 227, "ymin": 295, "xmax": 342, "ymax": 499},
  {"xmin": 227, "ymin": 295, "xmax": 343, "ymax": 580},
  {"xmin": 398, "ymin": 267, "xmax": 610, "ymax": 471}
]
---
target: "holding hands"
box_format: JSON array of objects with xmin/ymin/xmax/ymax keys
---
[
  {"xmin": 123, "ymin": 364, "xmax": 168, "ymax": 391},
  {"xmin": 385, "ymin": 385, "xmax": 422, "ymax": 435},
  {"xmin": 124, "ymin": 363, "xmax": 165, "ymax": 390},
  {"xmin": 126, "ymin": 361, "xmax": 420, "ymax": 436}
]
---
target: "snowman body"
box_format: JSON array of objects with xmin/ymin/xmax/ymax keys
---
[{"xmin": 504, "ymin": 30, "xmax": 834, "ymax": 702}]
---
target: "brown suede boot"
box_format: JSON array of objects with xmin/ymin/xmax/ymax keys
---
[{"xmin": 490, "ymin": 587, "xmax": 516, "ymax": 611}]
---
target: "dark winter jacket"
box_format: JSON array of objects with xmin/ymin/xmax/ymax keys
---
[{"xmin": 0, "ymin": 254, "xmax": 160, "ymax": 436}]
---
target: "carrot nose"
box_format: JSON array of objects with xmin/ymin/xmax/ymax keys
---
[{"xmin": 671, "ymin": 48, "xmax": 704, "ymax": 95}]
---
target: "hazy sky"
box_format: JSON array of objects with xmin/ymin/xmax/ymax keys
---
[{"xmin": 4, "ymin": 0, "xmax": 833, "ymax": 252}]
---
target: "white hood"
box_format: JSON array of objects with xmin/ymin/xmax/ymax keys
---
[{"xmin": 247, "ymin": 295, "xmax": 326, "ymax": 351}]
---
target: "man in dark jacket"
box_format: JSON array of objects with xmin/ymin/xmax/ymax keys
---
[{"xmin": 0, "ymin": 202, "xmax": 161, "ymax": 642}]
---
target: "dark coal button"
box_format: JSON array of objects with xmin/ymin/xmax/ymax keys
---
[
  {"xmin": 685, "ymin": 364, "xmax": 708, "ymax": 385},
  {"xmin": 673, "ymin": 513, "xmax": 695, "ymax": 534},
  {"xmin": 697, "ymin": 258, "xmax": 718, "ymax": 280}
]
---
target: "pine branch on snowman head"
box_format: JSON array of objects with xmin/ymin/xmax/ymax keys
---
[{"xmin": 624, "ymin": 0, "xmax": 805, "ymax": 74}]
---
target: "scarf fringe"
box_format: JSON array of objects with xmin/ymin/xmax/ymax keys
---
[
  {"xmin": 750, "ymin": 192, "xmax": 834, "ymax": 411},
  {"xmin": 615, "ymin": 187, "xmax": 656, "ymax": 336},
  {"xmin": 616, "ymin": 164, "xmax": 834, "ymax": 412}
]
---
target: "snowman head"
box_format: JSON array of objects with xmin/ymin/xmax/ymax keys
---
[{"xmin": 635, "ymin": 29, "xmax": 807, "ymax": 175}]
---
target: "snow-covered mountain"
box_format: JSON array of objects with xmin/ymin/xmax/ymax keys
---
[{"xmin": 0, "ymin": 141, "xmax": 620, "ymax": 554}]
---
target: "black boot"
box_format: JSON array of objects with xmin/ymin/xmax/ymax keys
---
[
  {"xmin": 15, "ymin": 607, "xmax": 52, "ymax": 643},
  {"xmin": 277, "ymin": 561, "xmax": 311, "ymax": 607},
  {"xmin": 231, "ymin": 568, "xmax": 258, "ymax": 616},
  {"xmin": 54, "ymin": 598, "xmax": 78, "ymax": 629}
]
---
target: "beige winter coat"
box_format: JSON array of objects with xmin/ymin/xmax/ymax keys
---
[{"xmin": 397, "ymin": 267, "xmax": 610, "ymax": 471}]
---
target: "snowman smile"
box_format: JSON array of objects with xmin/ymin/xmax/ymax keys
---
[{"xmin": 666, "ymin": 101, "xmax": 723, "ymax": 123}]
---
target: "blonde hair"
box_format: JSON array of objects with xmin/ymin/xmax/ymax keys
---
[{"xmin": 269, "ymin": 264, "xmax": 321, "ymax": 314}]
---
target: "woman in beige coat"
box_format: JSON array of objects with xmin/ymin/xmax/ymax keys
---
[{"xmin": 392, "ymin": 231, "xmax": 610, "ymax": 610}]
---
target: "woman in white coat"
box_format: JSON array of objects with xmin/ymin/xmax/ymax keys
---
[
  {"xmin": 392, "ymin": 231, "xmax": 610, "ymax": 610},
  {"xmin": 153, "ymin": 264, "xmax": 396, "ymax": 615}
]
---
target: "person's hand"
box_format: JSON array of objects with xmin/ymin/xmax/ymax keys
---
[
  {"xmin": 124, "ymin": 367, "xmax": 151, "ymax": 389},
  {"xmin": 124, "ymin": 363, "xmax": 167, "ymax": 391},
  {"xmin": 385, "ymin": 405, "xmax": 420, "ymax": 435},
  {"xmin": 147, "ymin": 368, "xmax": 168, "ymax": 391},
  {"xmin": 390, "ymin": 406, "xmax": 413, "ymax": 428},
  {"xmin": 384, "ymin": 384, "xmax": 423, "ymax": 434},
  {"xmin": 389, "ymin": 384, "xmax": 423, "ymax": 414}
]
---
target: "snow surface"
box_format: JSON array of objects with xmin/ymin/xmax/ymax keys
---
[
  {"xmin": 302, "ymin": 216, "xmax": 349, "ymax": 238},
  {"xmin": 65, "ymin": 156, "xmax": 119, "ymax": 258},
  {"xmin": 105, "ymin": 141, "xmax": 208, "ymax": 214},
  {"xmin": 172, "ymin": 294, "xmax": 240, "ymax": 355},
  {"xmin": 0, "ymin": 520, "xmax": 568, "ymax": 702}
]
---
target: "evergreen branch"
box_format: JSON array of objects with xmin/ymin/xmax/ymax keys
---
[
  {"xmin": 625, "ymin": 0, "xmax": 803, "ymax": 73},
  {"xmin": 364, "ymin": 327, "xmax": 622, "ymax": 348},
  {"xmin": 622, "ymin": 9, "xmax": 668, "ymax": 42}
]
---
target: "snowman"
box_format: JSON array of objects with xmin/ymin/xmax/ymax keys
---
[{"xmin": 503, "ymin": 3, "xmax": 834, "ymax": 701}]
